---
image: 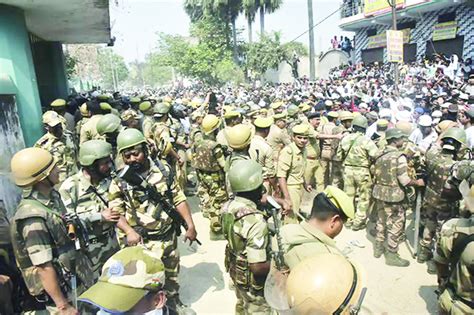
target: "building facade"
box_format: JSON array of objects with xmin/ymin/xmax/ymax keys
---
[{"xmin": 339, "ymin": 0, "xmax": 474, "ymax": 64}]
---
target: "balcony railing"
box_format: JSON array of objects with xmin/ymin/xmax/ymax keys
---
[{"xmin": 340, "ymin": 0, "xmax": 365, "ymax": 18}]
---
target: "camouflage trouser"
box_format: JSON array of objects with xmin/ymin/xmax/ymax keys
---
[
  {"xmin": 438, "ymin": 288, "xmax": 474, "ymax": 315},
  {"xmin": 375, "ymin": 200, "xmax": 405, "ymax": 252},
  {"xmin": 319, "ymin": 159, "xmax": 331, "ymax": 189},
  {"xmin": 331, "ymin": 161, "xmax": 344, "ymax": 190},
  {"xmin": 86, "ymin": 232, "xmax": 120, "ymax": 281},
  {"xmin": 235, "ymin": 285, "xmax": 272, "ymax": 315},
  {"xmin": 419, "ymin": 204, "xmax": 453, "ymax": 251},
  {"xmin": 197, "ymin": 170, "xmax": 228, "ymax": 233},
  {"xmin": 146, "ymin": 231, "xmax": 180, "ymax": 301},
  {"xmin": 286, "ymin": 184, "xmax": 303, "ymax": 224},
  {"xmin": 304, "ymin": 157, "xmax": 324, "ymax": 193},
  {"xmin": 176, "ymin": 149, "xmax": 187, "ymax": 191},
  {"xmin": 344, "ymin": 166, "xmax": 372, "ymax": 226}
]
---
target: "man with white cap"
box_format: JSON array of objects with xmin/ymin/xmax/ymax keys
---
[{"xmin": 409, "ymin": 115, "xmax": 438, "ymax": 154}]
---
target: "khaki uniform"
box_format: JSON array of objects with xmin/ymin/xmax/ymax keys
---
[
  {"xmin": 142, "ymin": 115, "xmax": 155, "ymax": 140},
  {"xmin": 249, "ymin": 135, "xmax": 276, "ymax": 192},
  {"xmin": 193, "ymin": 138, "xmax": 227, "ymax": 233},
  {"xmin": 10, "ymin": 189, "xmax": 92, "ymax": 312},
  {"xmin": 59, "ymin": 172, "xmax": 120, "ymax": 280},
  {"xmin": 108, "ymin": 158, "xmax": 186, "ymax": 302},
  {"xmin": 79, "ymin": 114, "xmax": 103, "ymax": 144},
  {"xmin": 434, "ymin": 217, "xmax": 473, "ymax": 314},
  {"xmin": 221, "ymin": 197, "xmax": 271, "ymax": 314},
  {"xmin": 217, "ymin": 127, "xmax": 230, "ymax": 148},
  {"xmin": 34, "ymin": 131, "xmax": 77, "ymax": 184},
  {"xmin": 420, "ymin": 146, "xmax": 458, "ymax": 252},
  {"xmin": 267, "ymin": 125, "xmax": 291, "ymax": 164},
  {"xmin": 337, "ymin": 131, "xmax": 378, "ymax": 226},
  {"xmin": 75, "ymin": 117, "xmax": 89, "ymax": 141},
  {"xmin": 372, "ymin": 145, "xmax": 412, "ymax": 253},
  {"xmin": 277, "ymin": 221, "xmax": 341, "ymax": 270},
  {"xmin": 319, "ymin": 121, "xmax": 338, "ymax": 188},
  {"xmin": 277, "ymin": 142, "xmax": 306, "ymax": 221},
  {"xmin": 305, "ymin": 125, "xmax": 324, "ymax": 192}
]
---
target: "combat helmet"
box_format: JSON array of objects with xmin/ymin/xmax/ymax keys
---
[
  {"xmin": 79, "ymin": 140, "xmax": 112, "ymax": 166},
  {"xmin": 117, "ymin": 128, "xmax": 147, "ymax": 153},
  {"xmin": 228, "ymin": 160, "xmax": 263, "ymax": 192},
  {"xmin": 96, "ymin": 114, "xmax": 121, "ymax": 136},
  {"xmin": 11, "ymin": 148, "xmax": 56, "ymax": 187},
  {"xmin": 226, "ymin": 124, "xmax": 252, "ymax": 149}
]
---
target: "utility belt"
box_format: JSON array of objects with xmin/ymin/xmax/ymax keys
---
[
  {"xmin": 132, "ymin": 225, "xmax": 174, "ymax": 242},
  {"xmin": 344, "ymin": 164, "xmax": 369, "ymax": 168},
  {"xmin": 227, "ymin": 248, "xmax": 264, "ymax": 294},
  {"xmin": 446, "ymin": 283, "xmax": 474, "ymax": 309}
]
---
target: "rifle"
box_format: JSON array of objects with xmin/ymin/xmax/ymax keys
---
[
  {"xmin": 412, "ymin": 189, "xmax": 422, "ymax": 258},
  {"xmin": 266, "ymin": 196, "xmax": 285, "ymax": 271},
  {"xmin": 350, "ymin": 287, "xmax": 367, "ymax": 315},
  {"xmin": 118, "ymin": 165, "xmax": 201, "ymax": 245}
]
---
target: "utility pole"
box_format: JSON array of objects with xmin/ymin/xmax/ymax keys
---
[
  {"xmin": 307, "ymin": 0, "xmax": 316, "ymax": 81},
  {"xmin": 389, "ymin": 0, "xmax": 399, "ymax": 94}
]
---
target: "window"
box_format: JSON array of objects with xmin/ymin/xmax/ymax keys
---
[
  {"xmin": 397, "ymin": 21, "xmax": 416, "ymax": 30},
  {"xmin": 367, "ymin": 29, "xmax": 377, "ymax": 36}
]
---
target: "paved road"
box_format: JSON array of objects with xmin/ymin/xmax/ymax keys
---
[{"xmin": 178, "ymin": 193, "xmax": 438, "ymax": 314}]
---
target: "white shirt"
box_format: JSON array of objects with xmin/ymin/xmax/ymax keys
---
[
  {"xmin": 466, "ymin": 126, "xmax": 474, "ymax": 149},
  {"xmin": 409, "ymin": 128, "xmax": 438, "ymax": 153}
]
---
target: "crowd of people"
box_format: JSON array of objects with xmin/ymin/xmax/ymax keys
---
[{"xmin": 0, "ymin": 53, "xmax": 473, "ymax": 314}]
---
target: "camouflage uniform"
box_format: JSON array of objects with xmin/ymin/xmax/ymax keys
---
[
  {"xmin": 337, "ymin": 131, "xmax": 378, "ymax": 227},
  {"xmin": 278, "ymin": 221, "xmax": 341, "ymax": 270},
  {"xmin": 108, "ymin": 158, "xmax": 186, "ymax": 303},
  {"xmin": 420, "ymin": 146, "xmax": 458, "ymax": 252},
  {"xmin": 151, "ymin": 120, "xmax": 172, "ymax": 159},
  {"xmin": 434, "ymin": 217, "xmax": 473, "ymax": 314},
  {"xmin": 277, "ymin": 142, "xmax": 306, "ymax": 222},
  {"xmin": 221, "ymin": 197, "xmax": 271, "ymax": 314},
  {"xmin": 249, "ymin": 135, "xmax": 276, "ymax": 193},
  {"xmin": 79, "ymin": 114, "xmax": 103, "ymax": 144},
  {"xmin": 330, "ymin": 125, "xmax": 348, "ymax": 189},
  {"xmin": 59, "ymin": 172, "xmax": 120, "ymax": 280},
  {"xmin": 142, "ymin": 114, "xmax": 155, "ymax": 140},
  {"xmin": 193, "ymin": 134, "xmax": 228, "ymax": 232},
  {"xmin": 34, "ymin": 131, "xmax": 77, "ymax": 184},
  {"xmin": 10, "ymin": 189, "xmax": 92, "ymax": 311},
  {"xmin": 372, "ymin": 144, "xmax": 412, "ymax": 253},
  {"xmin": 170, "ymin": 117, "xmax": 188, "ymax": 191}
]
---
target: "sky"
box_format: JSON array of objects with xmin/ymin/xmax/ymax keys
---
[{"xmin": 109, "ymin": 0, "xmax": 352, "ymax": 63}]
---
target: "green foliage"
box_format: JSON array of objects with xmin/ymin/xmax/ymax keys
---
[
  {"xmin": 96, "ymin": 49, "xmax": 129, "ymax": 89},
  {"xmin": 64, "ymin": 53, "xmax": 78, "ymax": 80},
  {"xmin": 215, "ymin": 59, "xmax": 245, "ymax": 85}
]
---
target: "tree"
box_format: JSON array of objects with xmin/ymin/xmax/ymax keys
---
[
  {"xmin": 96, "ymin": 49, "xmax": 129, "ymax": 90},
  {"xmin": 258, "ymin": 0, "xmax": 282, "ymax": 35},
  {"xmin": 245, "ymin": 32, "xmax": 307, "ymax": 78},
  {"xmin": 64, "ymin": 53, "xmax": 78, "ymax": 80},
  {"xmin": 243, "ymin": 0, "xmax": 258, "ymax": 43}
]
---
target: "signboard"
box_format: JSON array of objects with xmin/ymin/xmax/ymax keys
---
[
  {"xmin": 386, "ymin": 30, "xmax": 404, "ymax": 62},
  {"xmin": 367, "ymin": 28, "xmax": 411, "ymax": 49},
  {"xmin": 364, "ymin": 0, "xmax": 404, "ymax": 16},
  {"xmin": 432, "ymin": 21, "xmax": 457, "ymax": 41}
]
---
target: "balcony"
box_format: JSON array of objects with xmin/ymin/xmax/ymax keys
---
[{"xmin": 340, "ymin": 0, "xmax": 365, "ymax": 19}]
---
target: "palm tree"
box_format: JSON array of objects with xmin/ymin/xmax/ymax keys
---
[
  {"xmin": 243, "ymin": 0, "xmax": 258, "ymax": 43},
  {"xmin": 258, "ymin": 0, "xmax": 283, "ymax": 35},
  {"xmin": 184, "ymin": 0, "xmax": 205, "ymax": 22}
]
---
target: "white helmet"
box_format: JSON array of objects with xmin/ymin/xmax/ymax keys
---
[{"xmin": 418, "ymin": 115, "xmax": 433, "ymax": 127}]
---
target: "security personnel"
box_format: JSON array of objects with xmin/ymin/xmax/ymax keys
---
[
  {"xmin": 59, "ymin": 140, "xmax": 122, "ymax": 281},
  {"xmin": 277, "ymin": 124, "xmax": 309, "ymax": 223},
  {"xmin": 331, "ymin": 111, "xmax": 353, "ymax": 189},
  {"xmin": 418, "ymin": 128, "xmax": 467, "ymax": 265},
  {"xmin": 305, "ymin": 112, "xmax": 324, "ymax": 193},
  {"xmin": 150, "ymin": 103, "xmax": 182, "ymax": 164},
  {"xmin": 284, "ymin": 254, "xmax": 365, "ymax": 314},
  {"xmin": 435, "ymin": 161, "xmax": 473, "ymax": 314},
  {"xmin": 372, "ymin": 119, "xmax": 389, "ymax": 149},
  {"xmin": 221, "ymin": 160, "xmax": 271, "ymax": 314},
  {"xmin": 249, "ymin": 117, "xmax": 278, "ymax": 194},
  {"xmin": 372, "ymin": 128, "xmax": 425, "ymax": 267},
  {"xmin": 286, "ymin": 104, "xmax": 300, "ymax": 131},
  {"xmin": 217, "ymin": 111, "xmax": 242, "ymax": 148},
  {"xmin": 35, "ymin": 111, "xmax": 77, "ymax": 184},
  {"xmin": 267, "ymin": 113, "xmax": 291, "ymax": 165},
  {"xmin": 76, "ymin": 102, "xmax": 91, "ymax": 140},
  {"xmin": 193, "ymin": 115, "xmax": 228, "ymax": 239},
  {"xmin": 225, "ymin": 124, "xmax": 253, "ymax": 171},
  {"xmin": 120, "ymin": 108, "xmax": 141, "ymax": 130},
  {"xmin": 80, "ymin": 101, "xmax": 112, "ymax": 144},
  {"xmin": 139, "ymin": 101, "xmax": 155, "ymax": 139},
  {"xmin": 336, "ymin": 115, "xmax": 378, "ymax": 230},
  {"xmin": 96, "ymin": 113, "xmax": 123, "ymax": 150},
  {"xmin": 108, "ymin": 129, "xmax": 197, "ymax": 314},
  {"xmin": 319, "ymin": 111, "xmax": 339, "ymax": 188},
  {"xmin": 10, "ymin": 148, "xmax": 92, "ymax": 314},
  {"xmin": 50, "ymin": 98, "xmax": 75, "ymax": 133},
  {"xmin": 276, "ymin": 186, "xmax": 354, "ymax": 270}
]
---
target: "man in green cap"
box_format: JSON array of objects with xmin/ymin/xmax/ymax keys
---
[
  {"xmin": 109, "ymin": 129, "xmax": 197, "ymax": 314},
  {"xmin": 79, "ymin": 246, "xmax": 172, "ymax": 314},
  {"xmin": 50, "ymin": 98, "xmax": 75, "ymax": 133},
  {"xmin": 59, "ymin": 140, "xmax": 126, "ymax": 281},
  {"xmin": 277, "ymin": 124, "xmax": 309, "ymax": 223},
  {"xmin": 372, "ymin": 128, "xmax": 425, "ymax": 267},
  {"xmin": 276, "ymin": 185, "xmax": 354, "ymax": 270},
  {"xmin": 139, "ymin": 101, "xmax": 155, "ymax": 139},
  {"xmin": 80, "ymin": 100, "xmax": 112, "ymax": 144},
  {"xmin": 435, "ymin": 159, "xmax": 473, "ymax": 314},
  {"xmin": 336, "ymin": 115, "xmax": 378, "ymax": 231},
  {"xmin": 418, "ymin": 128, "xmax": 467, "ymax": 269},
  {"xmin": 221, "ymin": 160, "xmax": 272, "ymax": 314},
  {"xmin": 35, "ymin": 110, "xmax": 77, "ymax": 184}
]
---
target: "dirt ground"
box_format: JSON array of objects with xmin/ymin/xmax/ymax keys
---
[{"xmin": 178, "ymin": 192, "xmax": 438, "ymax": 315}]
